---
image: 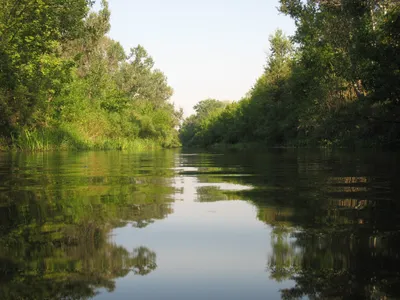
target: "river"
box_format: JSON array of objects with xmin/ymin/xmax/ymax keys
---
[{"xmin": 0, "ymin": 149, "xmax": 399, "ymax": 299}]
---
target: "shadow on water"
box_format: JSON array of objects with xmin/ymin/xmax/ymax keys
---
[
  {"xmin": 178, "ymin": 149, "xmax": 400, "ymax": 299},
  {"xmin": 0, "ymin": 151, "xmax": 178, "ymax": 300}
]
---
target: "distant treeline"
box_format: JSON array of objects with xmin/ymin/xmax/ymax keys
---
[
  {"xmin": 0, "ymin": 0, "xmax": 181, "ymax": 150},
  {"xmin": 180, "ymin": 0, "xmax": 400, "ymax": 148}
]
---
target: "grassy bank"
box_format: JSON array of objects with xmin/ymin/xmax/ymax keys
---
[{"xmin": 1, "ymin": 126, "xmax": 164, "ymax": 151}]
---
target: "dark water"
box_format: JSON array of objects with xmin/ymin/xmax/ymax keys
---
[{"xmin": 0, "ymin": 150, "xmax": 400, "ymax": 300}]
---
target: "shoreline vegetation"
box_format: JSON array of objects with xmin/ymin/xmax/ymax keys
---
[
  {"xmin": 1, "ymin": 1, "xmax": 399, "ymax": 152},
  {"xmin": 1, "ymin": 127, "xmax": 167, "ymax": 151},
  {"xmin": 0, "ymin": 0, "xmax": 181, "ymax": 152},
  {"xmin": 179, "ymin": 1, "xmax": 400, "ymax": 149},
  {"xmin": 7, "ymin": 130, "xmax": 162, "ymax": 151}
]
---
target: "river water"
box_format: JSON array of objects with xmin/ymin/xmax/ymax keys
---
[{"xmin": 0, "ymin": 149, "xmax": 399, "ymax": 299}]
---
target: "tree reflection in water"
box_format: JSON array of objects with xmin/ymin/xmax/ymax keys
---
[
  {"xmin": 182, "ymin": 150, "xmax": 400, "ymax": 299},
  {"xmin": 0, "ymin": 151, "xmax": 178, "ymax": 300}
]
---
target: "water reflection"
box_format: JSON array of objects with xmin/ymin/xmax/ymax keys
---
[
  {"xmin": 179, "ymin": 150, "xmax": 400, "ymax": 299},
  {"xmin": 0, "ymin": 151, "xmax": 177, "ymax": 299},
  {"xmin": 0, "ymin": 150, "xmax": 399, "ymax": 299}
]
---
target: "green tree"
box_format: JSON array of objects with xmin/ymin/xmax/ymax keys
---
[
  {"xmin": 179, "ymin": 99, "xmax": 228, "ymax": 146},
  {"xmin": 0, "ymin": 0, "xmax": 91, "ymax": 133}
]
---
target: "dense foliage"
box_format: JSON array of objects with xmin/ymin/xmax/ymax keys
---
[
  {"xmin": 180, "ymin": 0, "xmax": 400, "ymax": 148},
  {"xmin": 0, "ymin": 0, "xmax": 181, "ymax": 150}
]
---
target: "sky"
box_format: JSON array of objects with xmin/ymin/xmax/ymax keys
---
[{"xmin": 99, "ymin": 0, "xmax": 295, "ymax": 116}]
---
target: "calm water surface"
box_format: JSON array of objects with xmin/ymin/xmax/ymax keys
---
[{"xmin": 0, "ymin": 150, "xmax": 399, "ymax": 299}]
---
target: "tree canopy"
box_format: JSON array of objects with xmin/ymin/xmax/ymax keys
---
[
  {"xmin": 0, "ymin": 0, "xmax": 181, "ymax": 150},
  {"xmin": 180, "ymin": 0, "xmax": 400, "ymax": 148}
]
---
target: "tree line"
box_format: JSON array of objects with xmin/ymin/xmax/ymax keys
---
[
  {"xmin": 0, "ymin": 0, "xmax": 182, "ymax": 150},
  {"xmin": 180, "ymin": 0, "xmax": 400, "ymax": 148}
]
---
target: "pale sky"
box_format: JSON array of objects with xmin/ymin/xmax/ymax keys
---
[{"xmin": 101, "ymin": 0, "xmax": 295, "ymax": 116}]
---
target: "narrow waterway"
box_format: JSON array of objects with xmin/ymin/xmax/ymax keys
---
[{"xmin": 0, "ymin": 149, "xmax": 399, "ymax": 299}]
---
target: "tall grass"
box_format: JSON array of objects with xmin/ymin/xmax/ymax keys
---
[
  {"xmin": 7, "ymin": 126, "xmax": 161, "ymax": 151},
  {"xmin": 0, "ymin": 137, "xmax": 7, "ymax": 151}
]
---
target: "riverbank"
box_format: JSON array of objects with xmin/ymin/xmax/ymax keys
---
[
  {"xmin": 191, "ymin": 139, "xmax": 388, "ymax": 152},
  {"xmin": 0, "ymin": 127, "xmax": 165, "ymax": 151}
]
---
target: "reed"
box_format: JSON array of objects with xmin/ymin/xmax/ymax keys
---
[{"xmin": 6, "ymin": 127, "xmax": 162, "ymax": 151}]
